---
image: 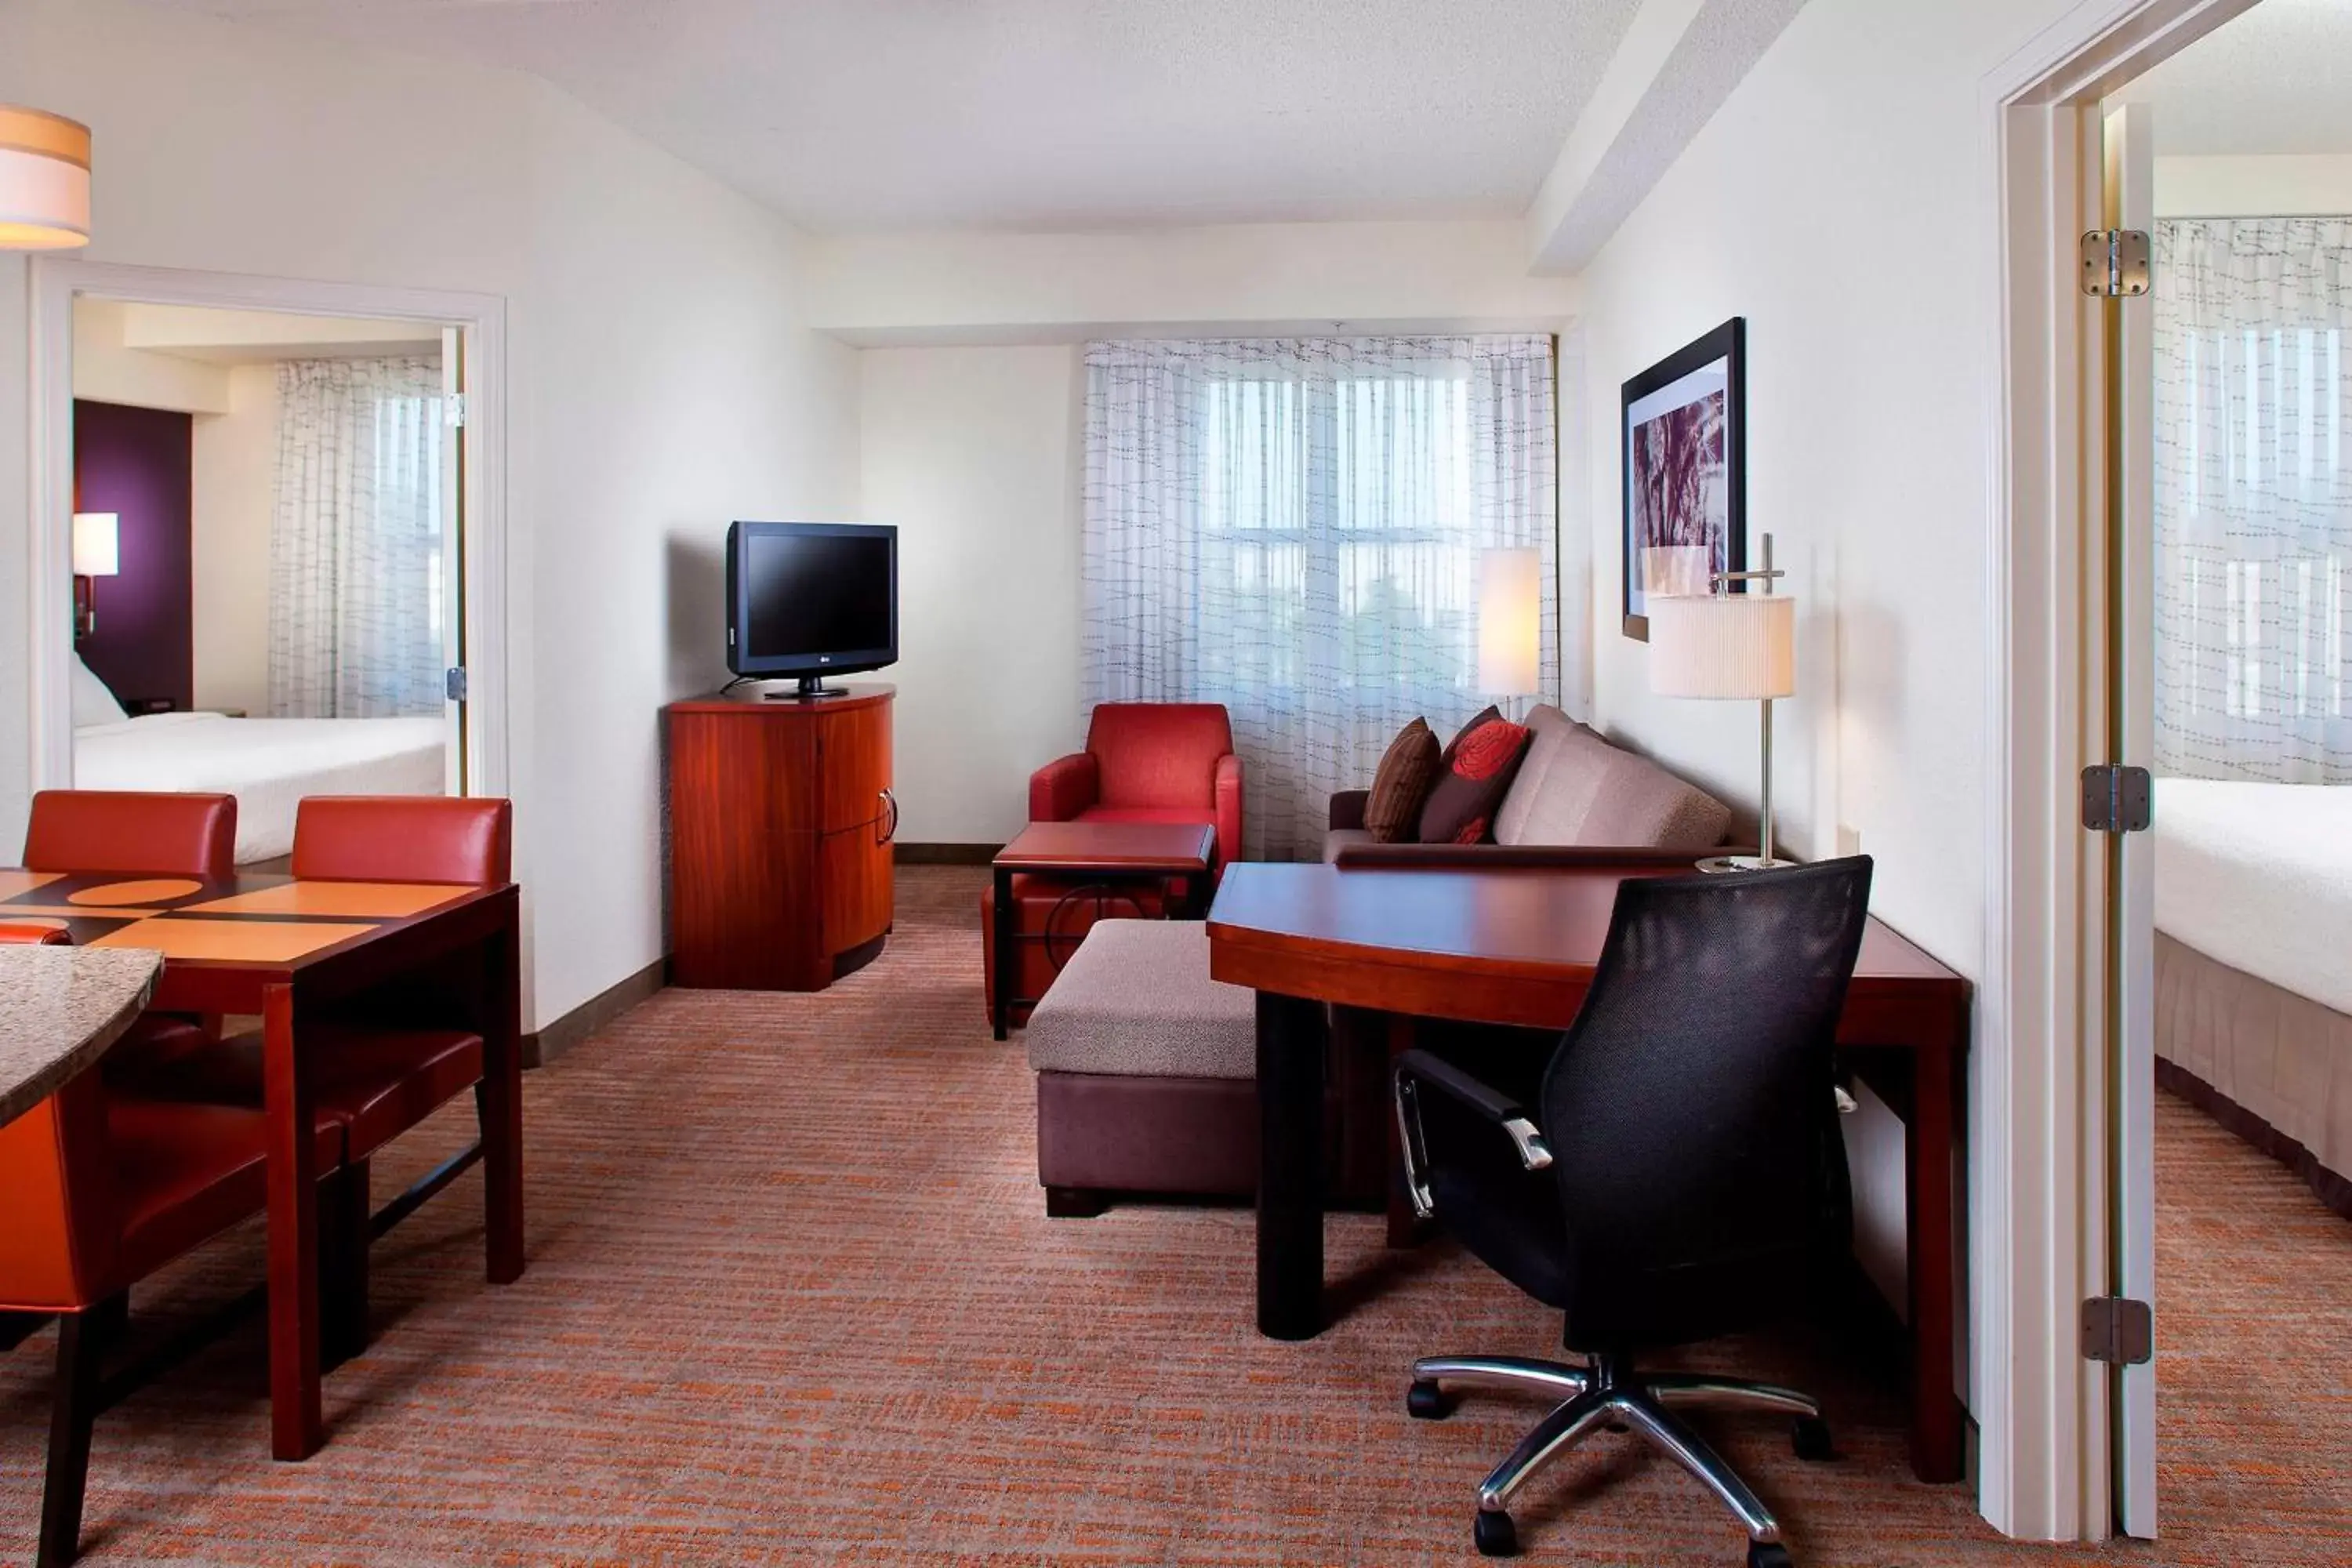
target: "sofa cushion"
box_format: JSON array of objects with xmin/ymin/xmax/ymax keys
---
[
  {"xmin": 1418, "ymin": 715, "xmax": 1532, "ymax": 844},
  {"xmin": 1363, "ymin": 718, "xmax": 1441, "ymax": 842},
  {"xmin": 1494, "ymin": 705, "xmax": 1583, "ymax": 846},
  {"xmin": 1577, "ymin": 745, "xmax": 1733, "ymax": 850},
  {"xmin": 1531, "ymin": 724, "xmax": 1733, "ymax": 849},
  {"xmin": 1323, "ymin": 827, "xmax": 1378, "ymax": 862},
  {"xmin": 1025, "ymin": 920, "xmax": 1255, "ymax": 1080}
]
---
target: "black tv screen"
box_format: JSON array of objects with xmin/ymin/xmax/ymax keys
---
[{"xmin": 726, "ymin": 521, "xmax": 898, "ymax": 684}]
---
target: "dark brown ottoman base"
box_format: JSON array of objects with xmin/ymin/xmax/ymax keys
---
[
  {"xmin": 1026, "ymin": 920, "xmax": 1386, "ymax": 1216},
  {"xmin": 1036, "ymin": 1071, "xmax": 1258, "ymax": 1206}
]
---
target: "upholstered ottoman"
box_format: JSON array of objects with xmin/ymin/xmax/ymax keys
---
[{"xmin": 1026, "ymin": 920, "xmax": 1259, "ymax": 1215}]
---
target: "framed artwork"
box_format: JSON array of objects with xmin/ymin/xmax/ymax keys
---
[{"xmin": 1621, "ymin": 318, "xmax": 1745, "ymax": 641}]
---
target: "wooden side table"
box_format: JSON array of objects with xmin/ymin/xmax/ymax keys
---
[{"xmin": 990, "ymin": 822, "xmax": 1216, "ymax": 1040}]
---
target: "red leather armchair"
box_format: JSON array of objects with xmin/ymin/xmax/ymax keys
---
[
  {"xmin": 983, "ymin": 703, "xmax": 1243, "ymax": 1026},
  {"xmin": 1026, "ymin": 702, "xmax": 1243, "ymax": 867}
]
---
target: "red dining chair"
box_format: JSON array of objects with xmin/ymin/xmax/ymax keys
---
[
  {"xmin": 20, "ymin": 789, "xmax": 238, "ymax": 1076},
  {"xmin": 0, "ymin": 924, "xmax": 333, "ymax": 1568},
  {"xmin": 133, "ymin": 797, "xmax": 516, "ymax": 1353},
  {"xmin": 21, "ymin": 790, "xmax": 236, "ymax": 880}
]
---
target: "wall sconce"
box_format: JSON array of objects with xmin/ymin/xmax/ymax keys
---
[{"xmin": 72, "ymin": 511, "xmax": 118, "ymax": 639}]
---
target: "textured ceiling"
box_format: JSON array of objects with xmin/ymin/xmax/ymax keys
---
[
  {"xmin": 2125, "ymin": 0, "xmax": 2352, "ymax": 156},
  {"xmin": 156, "ymin": 0, "xmax": 1646, "ymax": 231}
]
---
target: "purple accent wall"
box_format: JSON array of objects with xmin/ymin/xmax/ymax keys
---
[{"xmin": 73, "ymin": 399, "xmax": 194, "ymax": 713}]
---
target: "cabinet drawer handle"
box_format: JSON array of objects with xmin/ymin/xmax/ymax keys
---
[{"xmin": 877, "ymin": 788, "xmax": 899, "ymax": 846}]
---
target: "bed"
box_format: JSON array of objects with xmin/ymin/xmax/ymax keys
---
[
  {"xmin": 2154, "ymin": 778, "xmax": 2352, "ymax": 1217},
  {"xmin": 74, "ymin": 711, "xmax": 446, "ymax": 865}
]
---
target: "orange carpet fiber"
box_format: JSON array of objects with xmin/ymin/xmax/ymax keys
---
[{"xmin": 3, "ymin": 866, "xmax": 2347, "ymax": 1564}]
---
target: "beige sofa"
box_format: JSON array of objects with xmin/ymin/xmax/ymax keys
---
[{"xmin": 1325, "ymin": 704, "xmax": 1733, "ymax": 862}]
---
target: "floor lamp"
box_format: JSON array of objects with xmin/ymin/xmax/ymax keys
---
[
  {"xmin": 1647, "ymin": 532, "xmax": 1795, "ymax": 872},
  {"xmin": 1477, "ymin": 546, "xmax": 1541, "ymax": 718}
]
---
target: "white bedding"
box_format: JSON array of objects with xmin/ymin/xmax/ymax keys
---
[
  {"xmin": 2154, "ymin": 778, "xmax": 2352, "ymax": 1015},
  {"xmin": 73, "ymin": 712, "xmax": 446, "ymax": 865}
]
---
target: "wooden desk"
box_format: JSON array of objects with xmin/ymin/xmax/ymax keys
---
[
  {"xmin": 0, "ymin": 869, "xmax": 522, "ymax": 1462},
  {"xmin": 1206, "ymin": 861, "xmax": 1970, "ymax": 1484}
]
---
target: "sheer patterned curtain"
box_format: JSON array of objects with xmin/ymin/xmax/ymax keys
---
[
  {"xmin": 2156, "ymin": 219, "xmax": 2352, "ymax": 782},
  {"xmin": 1083, "ymin": 336, "xmax": 1559, "ymax": 859},
  {"xmin": 268, "ymin": 357, "xmax": 447, "ymax": 717}
]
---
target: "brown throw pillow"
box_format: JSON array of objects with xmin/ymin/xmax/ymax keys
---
[
  {"xmin": 1417, "ymin": 715, "xmax": 1534, "ymax": 844},
  {"xmin": 1363, "ymin": 718, "xmax": 1441, "ymax": 842}
]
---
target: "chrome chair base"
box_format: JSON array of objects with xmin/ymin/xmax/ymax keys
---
[{"xmin": 1409, "ymin": 1352, "xmax": 1829, "ymax": 1563}]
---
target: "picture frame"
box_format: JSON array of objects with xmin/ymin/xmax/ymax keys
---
[{"xmin": 1621, "ymin": 318, "xmax": 1746, "ymax": 641}]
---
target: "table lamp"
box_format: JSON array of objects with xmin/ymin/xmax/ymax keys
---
[
  {"xmin": 72, "ymin": 512, "xmax": 118, "ymax": 639},
  {"xmin": 1648, "ymin": 532, "xmax": 1795, "ymax": 872},
  {"xmin": 1476, "ymin": 546, "xmax": 1541, "ymax": 715}
]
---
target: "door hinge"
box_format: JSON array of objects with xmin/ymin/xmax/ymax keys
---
[
  {"xmin": 444, "ymin": 392, "xmax": 466, "ymax": 429},
  {"xmin": 2081, "ymin": 229, "xmax": 2151, "ymax": 297},
  {"xmin": 2082, "ymin": 1296, "xmax": 2154, "ymax": 1365},
  {"xmin": 2081, "ymin": 764, "xmax": 2153, "ymax": 833},
  {"xmin": 445, "ymin": 666, "xmax": 469, "ymax": 702}
]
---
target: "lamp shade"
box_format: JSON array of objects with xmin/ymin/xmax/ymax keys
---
[
  {"xmin": 0, "ymin": 107, "xmax": 91, "ymax": 251},
  {"xmin": 1649, "ymin": 591, "xmax": 1795, "ymax": 700},
  {"xmin": 1475, "ymin": 546, "xmax": 1541, "ymax": 695},
  {"xmin": 72, "ymin": 513, "xmax": 118, "ymax": 577}
]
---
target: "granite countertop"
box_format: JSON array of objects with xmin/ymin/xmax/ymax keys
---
[{"xmin": 0, "ymin": 946, "xmax": 163, "ymax": 1129}]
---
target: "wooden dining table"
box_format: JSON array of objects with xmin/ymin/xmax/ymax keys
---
[
  {"xmin": 0, "ymin": 865, "xmax": 522, "ymax": 1462},
  {"xmin": 1207, "ymin": 858, "xmax": 1973, "ymax": 1485}
]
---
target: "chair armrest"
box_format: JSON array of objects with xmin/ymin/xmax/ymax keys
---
[
  {"xmin": 1329, "ymin": 789, "xmax": 1370, "ymax": 832},
  {"xmin": 1214, "ymin": 753, "xmax": 1244, "ymax": 866},
  {"xmin": 1029, "ymin": 753, "xmax": 1099, "ymax": 822},
  {"xmin": 1392, "ymin": 1047, "xmax": 1553, "ymax": 1219}
]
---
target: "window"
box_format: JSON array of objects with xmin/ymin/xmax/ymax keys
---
[{"xmin": 1083, "ymin": 337, "xmax": 1558, "ymax": 858}]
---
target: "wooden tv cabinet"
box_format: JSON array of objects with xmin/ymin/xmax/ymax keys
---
[{"xmin": 665, "ymin": 683, "xmax": 895, "ymax": 990}]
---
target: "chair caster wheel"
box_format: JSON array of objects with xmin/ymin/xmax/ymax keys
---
[
  {"xmin": 1747, "ymin": 1541, "xmax": 1795, "ymax": 1568},
  {"xmin": 1791, "ymin": 1414, "xmax": 1835, "ymax": 1461},
  {"xmin": 1406, "ymin": 1380, "xmax": 1455, "ymax": 1420},
  {"xmin": 1473, "ymin": 1508, "xmax": 1518, "ymax": 1557}
]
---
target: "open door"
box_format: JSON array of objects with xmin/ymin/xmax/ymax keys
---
[
  {"xmin": 441, "ymin": 324, "xmax": 470, "ymax": 795},
  {"xmin": 2101, "ymin": 100, "xmax": 2158, "ymax": 1541}
]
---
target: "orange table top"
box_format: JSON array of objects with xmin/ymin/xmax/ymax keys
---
[{"xmin": 0, "ymin": 869, "xmax": 490, "ymax": 974}]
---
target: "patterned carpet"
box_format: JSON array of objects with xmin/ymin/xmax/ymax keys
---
[{"xmin": 2, "ymin": 866, "xmax": 2346, "ymax": 1565}]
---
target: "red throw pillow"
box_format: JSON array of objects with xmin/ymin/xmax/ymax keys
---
[
  {"xmin": 1417, "ymin": 715, "xmax": 1533, "ymax": 844},
  {"xmin": 1439, "ymin": 705, "xmax": 1501, "ymax": 767}
]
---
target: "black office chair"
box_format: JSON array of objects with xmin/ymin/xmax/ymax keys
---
[{"xmin": 1395, "ymin": 857, "xmax": 1873, "ymax": 1566}]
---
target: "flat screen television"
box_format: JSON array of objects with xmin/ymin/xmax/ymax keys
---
[{"xmin": 724, "ymin": 521, "xmax": 898, "ymax": 696}]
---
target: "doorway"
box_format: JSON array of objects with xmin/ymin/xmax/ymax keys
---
[
  {"xmin": 25, "ymin": 263, "xmax": 511, "ymax": 863},
  {"xmin": 2099, "ymin": 0, "xmax": 2352, "ymax": 1544},
  {"xmin": 1990, "ymin": 0, "xmax": 2351, "ymax": 1544}
]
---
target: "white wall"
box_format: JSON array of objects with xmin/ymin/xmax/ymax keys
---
[
  {"xmin": 0, "ymin": 0, "xmax": 860, "ymax": 1029},
  {"xmin": 188, "ymin": 364, "xmax": 276, "ymax": 714},
  {"xmin": 859, "ymin": 347, "xmax": 1084, "ymax": 842},
  {"xmin": 1570, "ymin": 0, "xmax": 2103, "ymax": 1434},
  {"xmin": 2155, "ymin": 152, "xmax": 2352, "ymax": 216},
  {"xmin": 71, "ymin": 297, "xmax": 231, "ymax": 415}
]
